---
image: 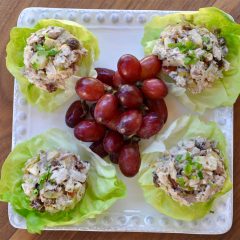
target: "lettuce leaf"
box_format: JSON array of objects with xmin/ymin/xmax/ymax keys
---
[
  {"xmin": 0, "ymin": 129, "xmax": 125, "ymax": 233},
  {"xmin": 138, "ymin": 115, "xmax": 232, "ymax": 220},
  {"xmin": 142, "ymin": 7, "xmax": 240, "ymax": 113},
  {"xmin": 6, "ymin": 19, "xmax": 99, "ymax": 112}
]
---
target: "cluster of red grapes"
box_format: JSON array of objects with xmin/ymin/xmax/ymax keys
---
[{"xmin": 65, "ymin": 54, "xmax": 168, "ymax": 177}]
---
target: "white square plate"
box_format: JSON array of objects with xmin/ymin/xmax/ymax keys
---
[{"xmin": 9, "ymin": 7, "xmax": 233, "ymax": 234}]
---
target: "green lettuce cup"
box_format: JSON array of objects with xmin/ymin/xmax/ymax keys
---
[
  {"xmin": 138, "ymin": 115, "xmax": 232, "ymax": 221},
  {"xmin": 6, "ymin": 19, "xmax": 99, "ymax": 112},
  {"xmin": 142, "ymin": 7, "xmax": 240, "ymax": 113},
  {"xmin": 0, "ymin": 129, "xmax": 126, "ymax": 233}
]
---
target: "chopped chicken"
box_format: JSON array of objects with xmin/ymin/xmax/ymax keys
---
[
  {"xmin": 152, "ymin": 24, "xmax": 230, "ymax": 94},
  {"xmin": 22, "ymin": 150, "xmax": 90, "ymax": 213},
  {"xmin": 23, "ymin": 26, "xmax": 87, "ymax": 92},
  {"xmin": 153, "ymin": 137, "xmax": 226, "ymax": 206}
]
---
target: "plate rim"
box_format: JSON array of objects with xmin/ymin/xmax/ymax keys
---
[{"xmin": 9, "ymin": 7, "xmax": 233, "ymax": 235}]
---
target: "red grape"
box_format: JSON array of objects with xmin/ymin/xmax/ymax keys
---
[
  {"xmin": 74, "ymin": 119, "xmax": 106, "ymax": 142},
  {"xmin": 119, "ymin": 143, "xmax": 141, "ymax": 177},
  {"xmin": 65, "ymin": 100, "xmax": 88, "ymax": 128},
  {"xmin": 117, "ymin": 54, "xmax": 141, "ymax": 84},
  {"xmin": 117, "ymin": 110, "xmax": 142, "ymax": 136},
  {"xmin": 75, "ymin": 77, "xmax": 105, "ymax": 101},
  {"xmin": 95, "ymin": 68, "xmax": 115, "ymax": 86},
  {"xmin": 146, "ymin": 99, "xmax": 168, "ymax": 123},
  {"xmin": 117, "ymin": 84, "xmax": 143, "ymax": 109},
  {"xmin": 105, "ymin": 115, "xmax": 121, "ymax": 131},
  {"xmin": 112, "ymin": 71, "xmax": 128, "ymax": 88},
  {"xmin": 94, "ymin": 94, "xmax": 119, "ymax": 124},
  {"xmin": 109, "ymin": 153, "xmax": 119, "ymax": 164},
  {"xmin": 89, "ymin": 141, "xmax": 108, "ymax": 158},
  {"xmin": 137, "ymin": 112, "xmax": 164, "ymax": 139},
  {"xmin": 103, "ymin": 131, "xmax": 124, "ymax": 154},
  {"xmin": 140, "ymin": 55, "xmax": 162, "ymax": 80},
  {"xmin": 142, "ymin": 78, "xmax": 168, "ymax": 100}
]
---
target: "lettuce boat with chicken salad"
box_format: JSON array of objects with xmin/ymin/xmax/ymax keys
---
[
  {"xmin": 138, "ymin": 115, "xmax": 232, "ymax": 220},
  {"xmin": 6, "ymin": 19, "xmax": 99, "ymax": 112},
  {"xmin": 0, "ymin": 129, "xmax": 126, "ymax": 233},
  {"xmin": 141, "ymin": 7, "xmax": 240, "ymax": 113}
]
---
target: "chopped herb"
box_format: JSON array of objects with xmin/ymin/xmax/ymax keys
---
[
  {"xmin": 38, "ymin": 166, "xmax": 52, "ymax": 189},
  {"xmin": 35, "ymin": 44, "xmax": 45, "ymax": 52},
  {"xmin": 183, "ymin": 56, "xmax": 198, "ymax": 65},
  {"xmin": 168, "ymin": 41, "xmax": 198, "ymax": 53},
  {"xmin": 202, "ymin": 36, "xmax": 210, "ymax": 44},
  {"xmin": 185, "ymin": 152, "xmax": 192, "ymax": 162},
  {"xmin": 184, "ymin": 57, "xmax": 192, "ymax": 65},
  {"xmin": 33, "ymin": 189, "xmax": 39, "ymax": 195},
  {"xmin": 184, "ymin": 52, "xmax": 198, "ymax": 66},
  {"xmin": 47, "ymin": 48, "xmax": 60, "ymax": 56},
  {"xmin": 32, "ymin": 62, "xmax": 39, "ymax": 70},
  {"xmin": 198, "ymin": 171, "xmax": 204, "ymax": 179},
  {"xmin": 192, "ymin": 161, "xmax": 203, "ymax": 170},
  {"xmin": 176, "ymin": 177, "xmax": 185, "ymax": 187},
  {"xmin": 185, "ymin": 41, "xmax": 198, "ymax": 50},
  {"xmin": 184, "ymin": 163, "xmax": 193, "ymax": 176},
  {"xmin": 168, "ymin": 42, "xmax": 183, "ymax": 49},
  {"xmin": 176, "ymin": 154, "xmax": 183, "ymax": 162},
  {"xmin": 35, "ymin": 44, "xmax": 60, "ymax": 57}
]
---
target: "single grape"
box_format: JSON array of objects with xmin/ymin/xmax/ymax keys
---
[
  {"xmin": 118, "ymin": 143, "xmax": 141, "ymax": 177},
  {"xmin": 94, "ymin": 94, "xmax": 119, "ymax": 124},
  {"xmin": 75, "ymin": 77, "xmax": 105, "ymax": 101},
  {"xmin": 95, "ymin": 68, "xmax": 115, "ymax": 87},
  {"xmin": 137, "ymin": 112, "xmax": 164, "ymax": 139},
  {"xmin": 146, "ymin": 99, "xmax": 168, "ymax": 123},
  {"xmin": 89, "ymin": 141, "xmax": 108, "ymax": 158},
  {"xmin": 117, "ymin": 84, "xmax": 143, "ymax": 109},
  {"xmin": 141, "ymin": 78, "xmax": 168, "ymax": 100},
  {"xmin": 112, "ymin": 71, "xmax": 128, "ymax": 88},
  {"xmin": 103, "ymin": 131, "xmax": 124, "ymax": 154},
  {"xmin": 117, "ymin": 54, "xmax": 141, "ymax": 84},
  {"xmin": 74, "ymin": 119, "xmax": 106, "ymax": 142},
  {"xmin": 65, "ymin": 100, "xmax": 88, "ymax": 128},
  {"xmin": 140, "ymin": 55, "xmax": 162, "ymax": 80},
  {"xmin": 117, "ymin": 110, "xmax": 142, "ymax": 136}
]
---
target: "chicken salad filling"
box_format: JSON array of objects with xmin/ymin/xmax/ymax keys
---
[
  {"xmin": 153, "ymin": 137, "xmax": 226, "ymax": 206},
  {"xmin": 22, "ymin": 149, "xmax": 90, "ymax": 213},
  {"xmin": 152, "ymin": 24, "xmax": 230, "ymax": 94},
  {"xmin": 24, "ymin": 26, "xmax": 87, "ymax": 92}
]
